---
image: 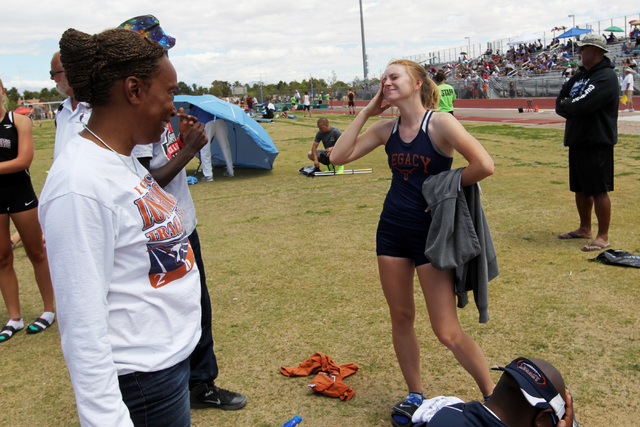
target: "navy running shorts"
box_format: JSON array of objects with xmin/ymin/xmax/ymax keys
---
[{"xmin": 376, "ymin": 218, "xmax": 430, "ymax": 266}]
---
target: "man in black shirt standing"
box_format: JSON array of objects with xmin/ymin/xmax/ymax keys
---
[{"xmin": 556, "ymin": 33, "xmax": 619, "ymax": 252}]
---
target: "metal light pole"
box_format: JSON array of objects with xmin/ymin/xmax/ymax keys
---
[
  {"xmin": 359, "ymin": 0, "xmax": 368, "ymax": 82},
  {"xmin": 465, "ymin": 37, "xmax": 471, "ymax": 57},
  {"xmin": 568, "ymin": 14, "xmax": 575, "ymax": 28}
]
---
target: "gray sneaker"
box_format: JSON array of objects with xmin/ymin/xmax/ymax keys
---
[
  {"xmin": 190, "ymin": 383, "xmax": 247, "ymax": 410},
  {"xmin": 201, "ymin": 176, "xmax": 214, "ymax": 182}
]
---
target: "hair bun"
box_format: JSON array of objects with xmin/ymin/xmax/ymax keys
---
[{"xmin": 59, "ymin": 27, "xmax": 166, "ymax": 106}]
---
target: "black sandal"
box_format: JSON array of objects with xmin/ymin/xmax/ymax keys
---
[
  {"xmin": 27, "ymin": 317, "xmax": 55, "ymax": 334},
  {"xmin": 0, "ymin": 325, "xmax": 23, "ymax": 343}
]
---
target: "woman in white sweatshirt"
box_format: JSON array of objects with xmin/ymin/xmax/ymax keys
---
[{"xmin": 39, "ymin": 28, "xmax": 207, "ymax": 426}]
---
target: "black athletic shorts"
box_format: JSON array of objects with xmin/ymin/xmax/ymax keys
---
[
  {"xmin": 317, "ymin": 150, "xmax": 331, "ymax": 165},
  {"xmin": 376, "ymin": 218, "xmax": 429, "ymax": 266},
  {"xmin": 0, "ymin": 184, "xmax": 38, "ymax": 214},
  {"xmin": 568, "ymin": 145, "xmax": 614, "ymax": 197}
]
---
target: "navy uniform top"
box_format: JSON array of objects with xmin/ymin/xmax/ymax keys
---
[
  {"xmin": 428, "ymin": 401, "xmax": 508, "ymax": 426},
  {"xmin": 381, "ymin": 110, "xmax": 453, "ymax": 228},
  {"xmin": 0, "ymin": 111, "xmax": 31, "ymax": 190}
]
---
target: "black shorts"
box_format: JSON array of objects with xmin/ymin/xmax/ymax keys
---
[
  {"xmin": 317, "ymin": 150, "xmax": 331, "ymax": 165},
  {"xmin": 348, "ymin": 101, "xmax": 355, "ymax": 107},
  {"xmin": 303, "ymin": 105, "xmax": 311, "ymax": 111},
  {"xmin": 0, "ymin": 184, "xmax": 38, "ymax": 214},
  {"xmin": 568, "ymin": 145, "xmax": 614, "ymax": 197},
  {"xmin": 376, "ymin": 218, "xmax": 429, "ymax": 266}
]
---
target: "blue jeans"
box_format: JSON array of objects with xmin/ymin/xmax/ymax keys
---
[
  {"xmin": 119, "ymin": 358, "xmax": 190, "ymax": 427},
  {"xmin": 188, "ymin": 229, "xmax": 218, "ymax": 389}
]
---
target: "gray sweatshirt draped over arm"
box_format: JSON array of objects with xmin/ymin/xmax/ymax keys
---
[{"xmin": 422, "ymin": 167, "xmax": 499, "ymax": 323}]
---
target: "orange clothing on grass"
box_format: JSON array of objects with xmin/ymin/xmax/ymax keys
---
[{"xmin": 281, "ymin": 352, "xmax": 359, "ymax": 401}]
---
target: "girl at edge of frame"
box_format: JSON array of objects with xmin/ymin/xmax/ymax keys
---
[
  {"xmin": 0, "ymin": 77, "xmax": 55, "ymax": 343},
  {"xmin": 330, "ymin": 59, "xmax": 495, "ymax": 421}
]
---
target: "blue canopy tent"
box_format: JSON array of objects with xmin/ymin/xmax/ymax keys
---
[
  {"xmin": 556, "ymin": 28, "xmax": 592, "ymax": 39},
  {"xmin": 174, "ymin": 94, "xmax": 278, "ymax": 170}
]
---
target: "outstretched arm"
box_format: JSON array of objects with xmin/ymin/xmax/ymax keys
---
[{"xmin": 330, "ymin": 82, "xmax": 392, "ymax": 165}]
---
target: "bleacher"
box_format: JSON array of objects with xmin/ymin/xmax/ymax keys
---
[{"xmin": 426, "ymin": 38, "xmax": 638, "ymax": 99}]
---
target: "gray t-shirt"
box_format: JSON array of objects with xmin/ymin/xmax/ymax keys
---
[{"xmin": 314, "ymin": 126, "xmax": 342, "ymax": 149}]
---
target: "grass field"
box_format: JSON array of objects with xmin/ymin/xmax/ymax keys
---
[{"xmin": 2, "ymin": 115, "xmax": 639, "ymax": 426}]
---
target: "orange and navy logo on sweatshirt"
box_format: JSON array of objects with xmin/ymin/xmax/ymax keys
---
[{"xmin": 133, "ymin": 174, "xmax": 194, "ymax": 288}]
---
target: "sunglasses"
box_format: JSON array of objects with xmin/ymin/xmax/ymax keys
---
[{"xmin": 50, "ymin": 70, "xmax": 65, "ymax": 78}]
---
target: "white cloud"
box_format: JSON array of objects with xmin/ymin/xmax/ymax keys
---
[{"xmin": 0, "ymin": 2, "xmax": 637, "ymax": 91}]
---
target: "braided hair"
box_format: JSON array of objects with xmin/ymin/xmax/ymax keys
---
[
  {"xmin": 388, "ymin": 59, "xmax": 440, "ymax": 111},
  {"xmin": 59, "ymin": 28, "xmax": 166, "ymax": 106}
]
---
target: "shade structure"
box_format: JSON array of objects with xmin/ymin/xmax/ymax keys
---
[
  {"xmin": 557, "ymin": 28, "xmax": 592, "ymax": 38},
  {"xmin": 174, "ymin": 94, "xmax": 278, "ymax": 170},
  {"xmin": 508, "ymin": 31, "xmax": 543, "ymax": 46},
  {"xmin": 604, "ymin": 26, "xmax": 624, "ymax": 32}
]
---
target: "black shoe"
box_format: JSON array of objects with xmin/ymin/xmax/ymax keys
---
[{"xmin": 190, "ymin": 383, "xmax": 247, "ymax": 410}]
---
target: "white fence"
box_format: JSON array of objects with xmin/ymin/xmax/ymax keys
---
[{"xmin": 405, "ymin": 13, "xmax": 640, "ymax": 66}]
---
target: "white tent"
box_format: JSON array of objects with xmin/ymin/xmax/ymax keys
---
[{"xmin": 508, "ymin": 32, "xmax": 543, "ymax": 46}]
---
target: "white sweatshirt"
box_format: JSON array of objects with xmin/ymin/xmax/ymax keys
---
[{"xmin": 39, "ymin": 135, "xmax": 201, "ymax": 426}]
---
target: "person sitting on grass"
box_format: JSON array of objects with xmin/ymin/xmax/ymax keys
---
[
  {"xmin": 307, "ymin": 117, "xmax": 343, "ymax": 172},
  {"xmin": 263, "ymin": 100, "xmax": 275, "ymax": 119}
]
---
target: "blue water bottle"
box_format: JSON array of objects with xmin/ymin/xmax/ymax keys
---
[{"xmin": 282, "ymin": 414, "xmax": 303, "ymax": 426}]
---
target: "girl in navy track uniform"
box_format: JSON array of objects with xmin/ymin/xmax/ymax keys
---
[{"xmin": 331, "ymin": 60, "xmax": 495, "ymax": 424}]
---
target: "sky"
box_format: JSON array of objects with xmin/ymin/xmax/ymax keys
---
[{"xmin": 1, "ymin": 2, "xmax": 637, "ymax": 93}]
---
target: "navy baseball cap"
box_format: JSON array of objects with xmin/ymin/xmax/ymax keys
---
[
  {"xmin": 119, "ymin": 15, "xmax": 175, "ymax": 50},
  {"xmin": 492, "ymin": 357, "xmax": 566, "ymax": 420}
]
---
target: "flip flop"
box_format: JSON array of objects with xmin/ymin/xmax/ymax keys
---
[
  {"xmin": 0, "ymin": 325, "xmax": 23, "ymax": 343},
  {"xmin": 581, "ymin": 242, "xmax": 611, "ymax": 252},
  {"xmin": 26, "ymin": 317, "xmax": 55, "ymax": 334},
  {"xmin": 558, "ymin": 231, "xmax": 592, "ymax": 239}
]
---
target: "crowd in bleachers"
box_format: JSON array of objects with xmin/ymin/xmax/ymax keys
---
[{"xmin": 424, "ymin": 28, "xmax": 639, "ymax": 92}]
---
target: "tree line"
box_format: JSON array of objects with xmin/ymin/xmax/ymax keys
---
[
  {"xmin": 177, "ymin": 73, "xmax": 380, "ymax": 99},
  {"xmin": 5, "ymin": 73, "xmax": 380, "ymax": 110}
]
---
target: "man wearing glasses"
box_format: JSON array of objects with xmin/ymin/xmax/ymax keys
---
[{"xmin": 50, "ymin": 52, "xmax": 91, "ymax": 161}]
